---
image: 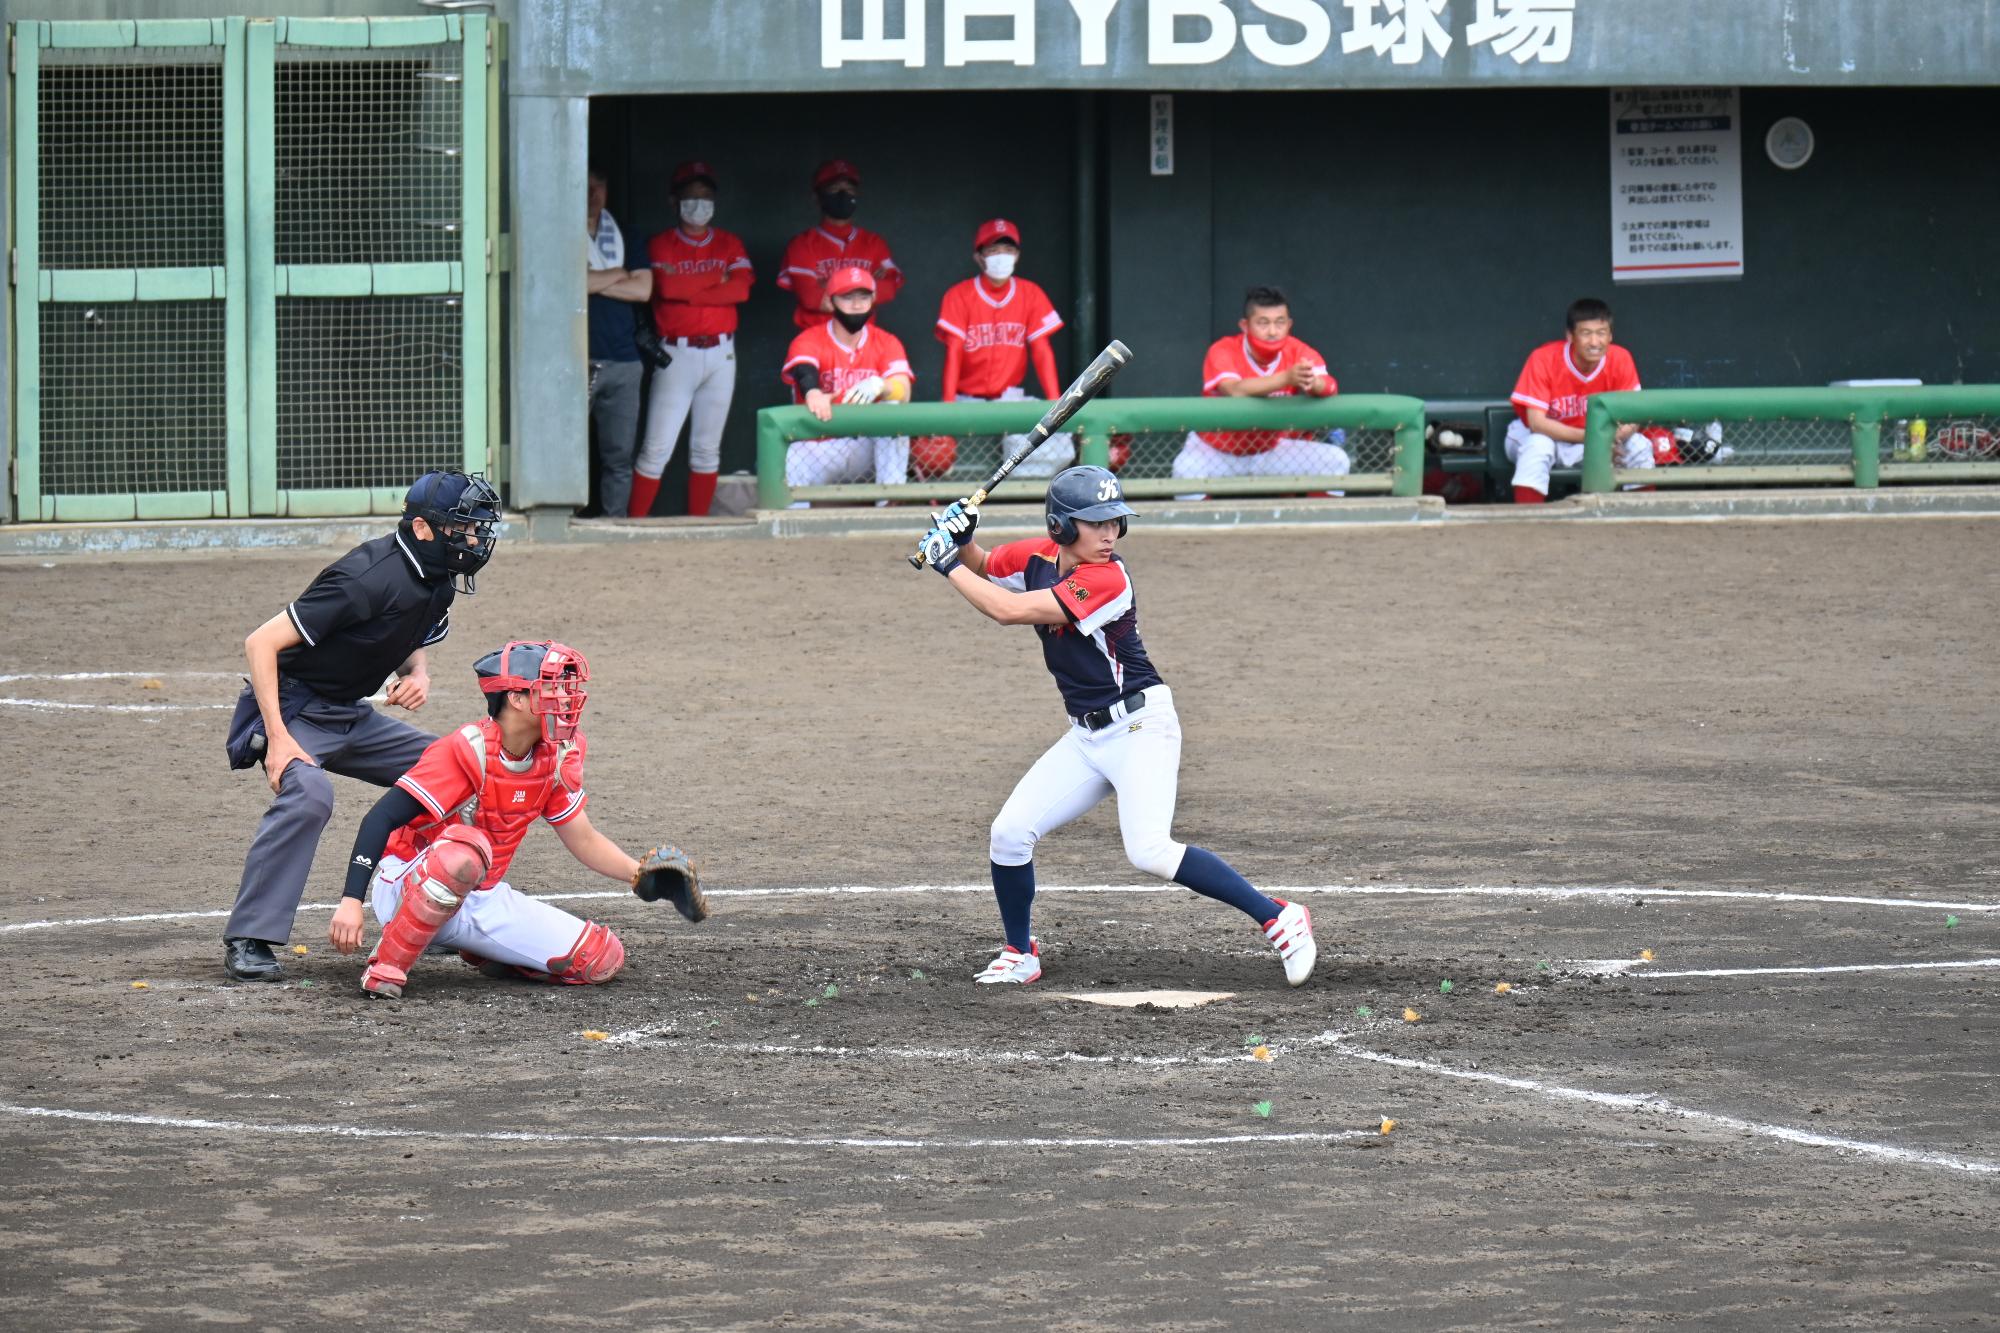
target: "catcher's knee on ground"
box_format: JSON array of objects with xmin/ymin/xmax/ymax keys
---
[{"xmin": 545, "ymin": 920, "xmax": 625, "ymax": 985}]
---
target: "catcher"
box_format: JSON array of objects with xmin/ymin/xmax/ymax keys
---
[{"xmin": 327, "ymin": 639, "xmax": 706, "ymax": 998}]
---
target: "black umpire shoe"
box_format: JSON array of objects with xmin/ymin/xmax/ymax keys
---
[{"xmin": 224, "ymin": 937, "xmax": 284, "ymax": 982}]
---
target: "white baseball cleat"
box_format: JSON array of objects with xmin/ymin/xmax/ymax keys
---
[
  {"xmin": 976, "ymin": 939, "xmax": 1042, "ymax": 985},
  {"xmin": 1262, "ymin": 900, "xmax": 1317, "ymax": 987}
]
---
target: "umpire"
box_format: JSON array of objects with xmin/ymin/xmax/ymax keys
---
[{"xmin": 220, "ymin": 470, "xmax": 501, "ymax": 982}]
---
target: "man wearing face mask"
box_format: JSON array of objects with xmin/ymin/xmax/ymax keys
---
[
  {"xmin": 631, "ymin": 161, "xmax": 755, "ymax": 517},
  {"xmin": 777, "ymin": 159, "xmax": 903, "ymax": 331},
  {"xmin": 1172, "ymin": 285, "xmax": 1350, "ymax": 500},
  {"xmin": 932, "ymin": 218, "xmax": 1074, "ymax": 481},
  {"xmin": 780, "ymin": 265, "xmax": 914, "ymax": 500}
]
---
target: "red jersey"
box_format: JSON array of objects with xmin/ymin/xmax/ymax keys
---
[
  {"xmin": 934, "ymin": 276, "xmax": 1064, "ymax": 399},
  {"xmin": 781, "ymin": 321, "xmax": 914, "ymax": 403},
  {"xmin": 1510, "ymin": 340, "xmax": 1641, "ymax": 429},
  {"xmin": 387, "ymin": 719, "xmax": 588, "ymax": 889},
  {"xmin": 646, "ymin": 227, "xmax": 753, "ymax": 339},
  {"xmin": 777, "ymin": 223, "xmax": 902, "ymax": 329},
  {"xmin": 1198, "ymin": 333, "xmax": 1337, "ymax": 455}
]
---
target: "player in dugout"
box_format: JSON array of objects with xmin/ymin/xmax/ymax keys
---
[{"xmin": 1504, "ymin": 297, "xmax": 1655, "ymax": 502}]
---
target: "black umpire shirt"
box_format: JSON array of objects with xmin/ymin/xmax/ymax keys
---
[{"xmin": 277, "ymin": 531, "xmax": 454, "ymax": 703}]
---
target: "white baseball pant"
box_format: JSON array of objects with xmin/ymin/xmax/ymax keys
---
[
  {"xmin": 636, "ymin": 338, "xmax": 737, "ymax": 480},
  {"xmin": 785, "ymin": 436, "xmax": 910, "ymax": 489},
  {"xmin": 959, "ymin": 386, "xmax": 1076, "ymax": 479},
  {"xmin": 1172, "ymin": 431, "xmax": 1351, "ymax": 500},
  {"xmin": 1506, "ymin": 417, "xmax": 1655, "ymax": 496},
  {"xmin": 370, "ymin": 854, "xmax": 592, "ymax": 973},
  {"xmin": 989, "ymin": 686, "xmax": 1186, "ymax": 880}
]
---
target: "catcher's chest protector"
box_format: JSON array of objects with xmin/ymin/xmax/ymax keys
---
[{"xmin": 448, "ymin": 721, "xmax": 584, "ymax": 877}]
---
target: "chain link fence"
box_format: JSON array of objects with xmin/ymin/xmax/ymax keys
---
[
  {"xmin": 275, "ymin": 44, "xmax": 464, "ymax": 266},
  {"xmin": 39, "ymin": 301, "xmax": 228, "ymax": 496},
  {"xmin": 1627, "ymin": 415, "xmax": 1850, "ymax": 470},
  {"xmin": 1881, "ymin": 416, "xmax": 2000, "ymax": 465},
  {"xmin": 38, "ymin": 46, "xmax": 225, "ymax": 270},
  {"xmin": 276, "ymin": 296, "xmax": 463, "ymax": 490}
]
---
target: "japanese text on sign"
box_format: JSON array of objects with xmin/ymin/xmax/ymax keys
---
[{"xmin": 1609, "ymin": 86, "xmax": 1744, "ymax": 282}]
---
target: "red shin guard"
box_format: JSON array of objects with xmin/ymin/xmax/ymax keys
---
[{"xmin": 361, "ymin": 828, "xmax": 493, "ymax": 998}]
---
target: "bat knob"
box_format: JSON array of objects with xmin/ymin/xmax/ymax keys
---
[{"xmin": 907, "ymin": 551, "xmax": 928, "ymax": 569}]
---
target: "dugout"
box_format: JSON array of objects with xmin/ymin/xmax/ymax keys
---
[{"xmin": 5, "ymin": 1, "xmax": 1998, "ymax": 522}]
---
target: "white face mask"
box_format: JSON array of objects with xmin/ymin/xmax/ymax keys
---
[
  {"xmin": 981, "ymin": 252, "xmax": 1017, "ymax": 280},
  {"xmin": 679, "ymin": 198, "xmax": 716, "ymax": 227}
]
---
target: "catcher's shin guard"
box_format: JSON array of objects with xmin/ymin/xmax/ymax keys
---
[
  {"xmin": 361, "ymin": 827, "xmax": 493, "ymax": 999},
  {"xmin": 543, "ymin": 920, "xmax": 625, "ymax": 985}
]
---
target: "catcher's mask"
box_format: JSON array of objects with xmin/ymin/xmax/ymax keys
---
[
  {"xmin": 475, "ymin": 640, "xmax": 590, "ymax": 743},
  {"xmin": 1045, "ymin": 465, "xmax": 1134, "ymax": 545},
  {"xmin": 401, "ymin": 470, "xmax": 500, "ymax": 594}
]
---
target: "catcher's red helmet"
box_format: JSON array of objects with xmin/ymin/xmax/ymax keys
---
[{"xmin": 475, "ymin": 640, "xmax": 590, "ymax": 742}]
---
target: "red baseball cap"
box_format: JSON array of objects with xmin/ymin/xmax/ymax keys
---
[
  {"xmin": 824, "ymin": 265, "xmax": 876, "ymax": 297},
  {"xmin": 812, "ymin": 158, "xmax": 862, "ymax": 191},
  {"xmin": 671, "ymin": 160, "xmax": 717, "ymax": 190},
  {"xmin": 973, "ymin": 218, "xmax": 1022, "ymax": 251}
]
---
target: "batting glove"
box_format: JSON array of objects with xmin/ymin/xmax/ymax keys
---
[
  {"xmin": 937, "ymin": 499, "xmax": 980, "ymax": 547},
  {"xmin": 919, "ymin": 526, "xmax": 961, "ymax": 575},
  {"xmin": 841, "ymin": 375, "xmax": 886, "ymax": 406}
]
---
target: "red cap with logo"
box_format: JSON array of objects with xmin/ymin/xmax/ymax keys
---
[
  {"xmin": 671, "ymin": 160, "xmax": 717, "ymax": 190},
  {"xmin": 973, "ymin": 218, "xmax": 1022, "ymax": 251},
  {"xmin": 812, "ymin": 158, "xmax": 862, "ymax": 192},
  {"xmin": 824, "ymin": 265, "xmax": 876, "ymax": 297}
]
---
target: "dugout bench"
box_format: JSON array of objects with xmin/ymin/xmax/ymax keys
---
[{"xmin": 1422, "ymin": 399, "xmax": 1583, "ymax": 503}]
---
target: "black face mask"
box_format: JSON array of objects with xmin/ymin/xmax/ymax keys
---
[
  {"xmin": 832, "ymin": 308, "xmax": 871, "ymax": 334},
  {"xmin": 818, "ymin": 190, "xmax": 858, "ymax": 221}
]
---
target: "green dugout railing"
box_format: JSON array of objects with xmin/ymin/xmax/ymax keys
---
[
  {"xmin": 1582, "ymin": 386, "xmax": 2000, "ymax": 493},
  {"xmin": 9, "ymin": 15, "xmax": 492, "ymax": 521},
  {"xmin": 755, "ymin": 395, "xmax": 1427, "ymax": 509}
]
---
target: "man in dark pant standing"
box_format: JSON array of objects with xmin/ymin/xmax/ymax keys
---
[{"xmin": 221, "ymin": 470, "xmax": 500, "ymax": 982}]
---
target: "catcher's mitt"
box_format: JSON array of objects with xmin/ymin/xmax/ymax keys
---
[{"xmin": 631, "ymin": 845, "xmax": 709, "ymax": 922}]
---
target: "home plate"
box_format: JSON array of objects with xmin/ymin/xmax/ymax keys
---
[{"xmin": 1056, "ymin": 990, "xmax": 1236, "ymax": 1009}]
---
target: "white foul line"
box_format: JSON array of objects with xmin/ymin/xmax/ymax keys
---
[
  {"xmin": 5, "ymin": 881, "xmax": 1994, "ymax": 935},
  {"xmin": 0, "ymin": 669, "xmax": 239, "ymax": 712},
  {"xmin": 1639, "ymin": 958, "xmax": 2000, "ymax": 979},
  {"xmin": 607, "ymin": 1031, "xmax": 1260, "ymax": 1068},
  {"xmin": 0, "ymin": 1103, "xmax": 1363, "ymax": 1152},
  {"xmin": 1305, "ymin": 1034, "xmax": 2000, "ymax": 1177}
]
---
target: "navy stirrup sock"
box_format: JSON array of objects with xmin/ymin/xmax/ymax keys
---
[
  {"xmin": 990, "ymin": 860, "xmax": 1037, "ymax": 952},
  {"xmin": 1173, "ymin": 845, "xmax": 1282, "ymax": 924}
]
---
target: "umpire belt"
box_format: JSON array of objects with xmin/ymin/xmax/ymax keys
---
[{"xmin": 1072, "ymin": 689, "xmax": 1149, "ymax": 732}]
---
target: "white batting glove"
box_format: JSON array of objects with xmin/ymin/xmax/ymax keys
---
[{"xmin": 841, "ymin": 376, "xmax": 886, "ymax": 406}]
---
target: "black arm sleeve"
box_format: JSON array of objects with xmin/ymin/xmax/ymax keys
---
[
  {"xmin": 789, "ymin": 363, "xmax": 821, "ymax": 395},
  {"xmin": 344, "ymin": 786, "xmax": 430, "ymax": 901}
]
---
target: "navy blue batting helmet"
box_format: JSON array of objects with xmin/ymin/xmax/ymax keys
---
[{"xmin": 1044, "ymin": 465, "xmax": 1135, "ymax": 545}]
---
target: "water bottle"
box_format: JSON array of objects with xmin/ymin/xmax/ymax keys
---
[{"xmin": 1909, "ymin": 418, "xmax": 1928, "ymax": 461}]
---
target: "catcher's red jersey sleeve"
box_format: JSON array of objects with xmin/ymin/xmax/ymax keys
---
[{"xmin": 395, "ymin": 728, "xmax": 481, "ymax": 821}]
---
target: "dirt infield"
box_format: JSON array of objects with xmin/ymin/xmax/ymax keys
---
[{"xmin": 2, "ymin": 517, "xmax": 1996, "ymax": 1329}]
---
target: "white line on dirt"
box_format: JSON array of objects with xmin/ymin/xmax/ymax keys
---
[
  {"xmin": 1636, "ymin": 958, "xmax": 2000, "ymax": 979},
  {"xmin": 0, "ymin": 670, "xmax": 240, "ymax": 712},
  {"xmin": 0, "ymin": 698, "xmax": 233, "ymax": 712},
  {"xmin": 605, "ymin": 1032, "xmax": 1263, "ymax": 1068},
  {"xmin": 0, "ymin": 1103, "xmax": 1364, "ymax": 1152},
  {"xmin": 1305, "ymin": 1034, "xmax": 2000, "ymax": 1176},
  {"xmin": 6, "ymin": 881, "xmax": 1992, "ymax": 935}
]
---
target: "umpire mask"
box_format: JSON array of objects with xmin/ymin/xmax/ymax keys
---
[{"xmin": 401, "ymin": 470, "xmax": 501, "ymax": 594}]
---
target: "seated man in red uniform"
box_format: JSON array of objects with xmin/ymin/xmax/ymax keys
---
[
  {"xmin": 1504, "ymin": 297, "xmax": 1653, "ymax": 503},
  {"xmin": 779, "ymin": 265, "xmax": 914, "ymax": 503},
  {"xmin": 328, "ymin": 640, "xmax": 700, "ymax": 997}
]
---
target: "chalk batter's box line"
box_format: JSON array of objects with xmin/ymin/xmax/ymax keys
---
[{"xmin": 5, "ymin": 881, "xmax": 1995, "ymax": 936}]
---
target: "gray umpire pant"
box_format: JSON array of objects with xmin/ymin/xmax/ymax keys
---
[
  {"xmin": 225, "ymin": 696, "xmax": 434, "ymax": 944},
  {"xmin": 591, "ymin": 359, "xmax": 644, "ymax": 518}
]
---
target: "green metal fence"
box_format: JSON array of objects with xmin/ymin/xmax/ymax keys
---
[
  {"xmin": 755, "ymin": 395, "xmax": 1427, "ymax": 508},
  {"xmin": 8, "ymin": 15, "xmax": 491, "ymax": 522},
  {"xmin": 1581, "ymin": 387, "xmax": 2000, "ymax": 493}
]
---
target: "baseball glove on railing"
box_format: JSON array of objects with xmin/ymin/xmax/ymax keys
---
[{"xmin": 631, "ymin": 845, "xmax": 709, "ymax": 922}]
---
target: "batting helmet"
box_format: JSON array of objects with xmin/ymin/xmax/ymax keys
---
[
  {"xmin": 475, "ymin": 640, "xmax": 590, "ymax": 743},
  {"xmin": 1045, "ymin": 465, "xmax": 1135, "ymax": 545}
]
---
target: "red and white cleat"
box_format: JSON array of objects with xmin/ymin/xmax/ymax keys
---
[
  {"xmin": 976, "ymin": 939, "xmax": 1042, "ymax": 985},
  {"xmin": 1262, "ymin": 900, "xmax": 1317, "ymax": 987}
]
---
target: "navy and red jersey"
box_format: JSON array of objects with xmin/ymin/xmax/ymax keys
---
[
  {"xmin": 984, "ymin": 538, "xmax": 1163, "ymax": 716},
  {"xmin": 386, "ymin": 718, "xmax": 589, "ymax": 888}
]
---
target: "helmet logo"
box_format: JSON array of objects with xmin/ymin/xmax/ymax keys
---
[{"xmin": 1097, "ymin": 478, "xmax": 1119, "ymax": 502}]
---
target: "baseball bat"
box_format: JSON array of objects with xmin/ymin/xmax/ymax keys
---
[{"xmin": 909, "ymin": 338, "xmax": 1134, "ymax": 568}]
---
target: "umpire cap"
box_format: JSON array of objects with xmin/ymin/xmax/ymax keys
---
[{"xmin": 1045, "ymin": 465, "xmax": 1134, "ymax": 545}]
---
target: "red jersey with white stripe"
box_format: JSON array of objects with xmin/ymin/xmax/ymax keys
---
[
  {"xmin": 1510, "ymin": 341, "xmax": 1641, "ymax": 429},
  {"xmin": 387, "ymin": 719, "xmax": 588, "ymax": 889},
  {"xmin": 1198, "ymin": 334, "xmax": 1337, "ymax": 455},
  {"xmin": 781, "ymin": 322, "xmax": 913, "ymax": 402},
  {"xmin": 934, "ymin": 276, "xmax": 1063, "ymax": 399},
  {"xmin": 777, "ymin": 223, "xmax": 902, "ymax": 329},
  {"xmin": 645, "ymin": 226, "xmax": 753, "ymax": 338},
  {"xmin": 984, "ymin": 539, "xmax": 1162, "ymax": 716}
]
